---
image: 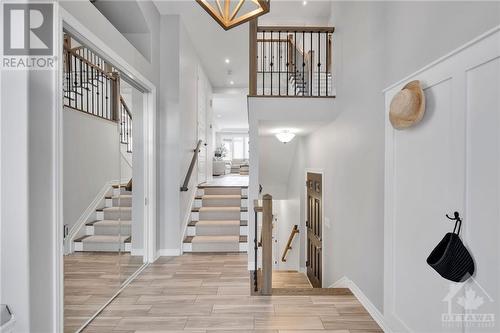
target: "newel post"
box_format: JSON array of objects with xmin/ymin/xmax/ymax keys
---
[
  {"xmin": 261, "ymin": 193, "xmax": 273, "ymax": 295},
  {"xmin": 111, "ymin": 72, "xmax": 121, "ymax": 122},
  {"xmin": 249, "ymin": 18, "xmax": 258, "ymax": 96}
]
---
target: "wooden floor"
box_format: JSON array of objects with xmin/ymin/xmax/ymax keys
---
[
  {"xmin": 79, "ymin": 253, "xmax": 382, "ymax": 333},
  {"xmin": 201, "ymin": 174, "xmax": 249, "ymax": 187},
  {"xmin": 64, "ymin": 252, "xmax": 143, "ymax": 332},
  {"xmin": 272, "ymin": 270, "xmax": 313, "ymax": 289}
]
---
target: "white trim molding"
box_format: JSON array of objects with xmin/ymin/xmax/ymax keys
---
[
  {"xmin": 158, "ymin": 249, "xmax": 182, "ymax": 257},
  {"xmin": 331, "ymin": 277, "xmax": 391, "ymax": 333}
]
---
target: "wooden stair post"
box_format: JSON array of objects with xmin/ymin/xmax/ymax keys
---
[{"xmin": 261, "ymin": 194, "xmax": 273, "ymax": 295}]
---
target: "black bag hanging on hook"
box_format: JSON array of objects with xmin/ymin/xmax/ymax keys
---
[{"xmin": 426, "ymin": 212, "xmax": 475, "ymax": 282}]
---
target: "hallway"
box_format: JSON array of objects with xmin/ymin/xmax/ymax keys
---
[{"xmin": 81, "ymin": 253, "xmax": 381, "ymax": 332}]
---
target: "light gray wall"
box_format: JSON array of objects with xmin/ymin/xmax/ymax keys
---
[
  {"xmin": 285, "ymin": 1, "xmax": 500, "ymax": 313},
  {"xmin": 63, "ymin": 108, "xmax": 121, "ymax": 232},
  {"xmin": 158, "ymin": 15, "xmax": 214, "ymax": 251}
]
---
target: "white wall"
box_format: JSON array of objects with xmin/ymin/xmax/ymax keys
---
[
  {"xmin": 282, "ymin": 0, "xmax": 500, "ymax": 316},
  {"xmin": 63, "ymin": 108, "xmax": 123, "ymax": 232},
  {"xmin": 158, "ymin": 15, "xmax": 213, "ymax": 252}
]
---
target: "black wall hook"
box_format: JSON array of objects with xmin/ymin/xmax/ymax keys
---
[{"xmin": 446, "ymin": 211, "xmax": 462, "ymax": 235}]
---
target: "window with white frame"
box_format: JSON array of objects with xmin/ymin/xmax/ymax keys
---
[{"xmin": 220, "ymin": 134, "xmax": 249, "ymax": 160}]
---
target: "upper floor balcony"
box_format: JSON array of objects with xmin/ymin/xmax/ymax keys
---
[{"xmin": 249, "ymin": 21, "xmax": 335, "ymax": 98}]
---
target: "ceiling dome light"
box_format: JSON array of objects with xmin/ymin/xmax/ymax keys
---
[
  {"xmin": 229, "ymin": 80, "xmax": 235, "ymax": 85},
  {"xmin": 275, "ymin": 131, "xmax": 295, "ymax": 143},
  {"xmin": 302, "ymin": 1, "xmax": 307, "ymax": 5},
  {"xmin": 225, "ymin": 58, "xmax": 230, "ymax": 64}
]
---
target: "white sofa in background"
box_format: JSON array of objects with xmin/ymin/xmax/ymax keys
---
[{"xmin": 213, "ymin": 160, "xmax": 230, "ymax": 176}]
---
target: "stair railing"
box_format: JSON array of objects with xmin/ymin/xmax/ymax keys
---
[
  {"xmin": 281, "ymin": 224, "xmax": 299, "ymax": 262},
  {"xmin": 180, "ymin": 140, "xmax": 203, "ymax": 192},
  {"xmin": 249, "ymin": 21, "xmax": 334, "ymax": 97},
  {"xmin": 253, "ymin": 194, "xmax": 273, "ymax": 295},
  {"xmin": 63, "ymin": 34, "xmax": 133, "ymax": 153}
]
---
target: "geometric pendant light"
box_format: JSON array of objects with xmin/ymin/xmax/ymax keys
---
[{"xmin": 196, "ymin": 0, "xmax": 270, "ymax": 30}]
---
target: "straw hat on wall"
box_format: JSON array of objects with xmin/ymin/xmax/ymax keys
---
[{"xmin": 389, "ymin": 80, "xmax": 426, "ymax": 129}]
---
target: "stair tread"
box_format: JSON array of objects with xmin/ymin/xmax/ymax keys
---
[
  {"xmin": 88, "ymin": 219, "xmax": 132, "ymax": 227},
  {"xmin": 198, "ymin": 185, "xmax": 248, "ymax": 189},
  {"xmin": 189, "ymin": 220, "xmax": 248, "ymax": 226},
  {"xmin": 192, "ymin": 206, "xmax": 247, "ymax": 212},
  {"xmin": 105, "ymin": 194, "xmax": 132, "ymax": 199},
  {"xmin": 201, "ymin": 195, "xmax": 243, "ymax": 199},
  {"xmin": 184, "ymin": 235, "xmax": 247, "ymax": 243},
  {"xmin": 75, "ymin": 235, "xmax": 131, "ymax": 243},
  {"xmin": 97, "ymin": 206, "xmax": 132, "ymax": 212},
  {"xmin": 196, "ymin": 220, "xmax": 240, "ymax": 226}
]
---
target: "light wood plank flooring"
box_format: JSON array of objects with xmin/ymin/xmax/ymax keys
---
[
  {"xmin": 79, "ymin": 253, "xmax": 381, "ymax": 332},
  {"xmin": 64, "ymin": 252, "xmax": 143, "ymax": 333}
]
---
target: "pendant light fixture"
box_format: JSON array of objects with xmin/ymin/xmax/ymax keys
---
[{"xmin": 196, "ymin": 0, "xmax": 270, "ymax": 30}]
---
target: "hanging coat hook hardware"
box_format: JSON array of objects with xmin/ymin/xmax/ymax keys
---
[{"xmin": 445, "ymin": 211, "xmax": 462, "ymax": 235}]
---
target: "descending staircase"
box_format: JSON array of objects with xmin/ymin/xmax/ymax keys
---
[
  {"xmin": 183, "ymin": 185, "xmax": 249, "ymax": 252},
  {"xmin": 74, "ymin": 184, "xmax": 132, "ymax": 252}
]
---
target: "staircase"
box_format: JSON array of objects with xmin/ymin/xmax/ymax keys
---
[
  {"xmin": 74, "ymin": 184, "xmax": 132, "ymax": 252},
  {"xmin": 183, "ymin": 185, "xmax": 249, "ymax": 252}
]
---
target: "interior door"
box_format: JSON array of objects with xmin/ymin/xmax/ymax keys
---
[
  {"xmin": 197, "ymin": 67, "xmax": 207, "ymax": 184},
  {"xmin": 306, "ymin": 172, "xmax": 322, "ymax": 287}
]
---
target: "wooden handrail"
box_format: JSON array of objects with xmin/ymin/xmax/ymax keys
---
[
  {"xmin": 258, "ymin": 26, "xmax": 335, "ymax": 33},
  {"xmin": 180, "ymin": 140, "xmax": 203, "ymax": 192},
  {"xmin": 120, "ymin": 96, "xmax": 133, "ymax": 119},
  {"xmin": 281, "ymin": 225, "xmax": 299, "ymax": 262},
  {"xmin": 63, "ymin": 46, "xmax": 116, "ymax": 81}
]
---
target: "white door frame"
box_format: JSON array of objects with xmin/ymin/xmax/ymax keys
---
[
  {"xmin": 54, "ymin": 7, "xmax": 157, "ymax": 332},
  {"xmin": 303, "ymin": 168, "xmax": 325, "ymax": 287}
]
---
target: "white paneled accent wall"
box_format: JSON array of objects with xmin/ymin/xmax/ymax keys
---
[{"xmin": 384, "ymin": 27, "xmax": 500, "ymax": 332}]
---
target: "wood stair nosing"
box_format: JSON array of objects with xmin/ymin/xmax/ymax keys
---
[
  {"xmin": 195, "ymin": 195, "xmax": 248, "ymax": 200},
  {"xmin": 191, "ymin": 207, "xmax": 248, "ymax": 213},
  {"xmin": 183, "ymin": 235, "xmax": 247, "ymax": 244},
  {"xmin": 74, "ymin": 235, "xmax": 131, "ymax": 243},
  {"xmin": 188, "ymin": 220, "xmax": 248, "ymax": 227}
]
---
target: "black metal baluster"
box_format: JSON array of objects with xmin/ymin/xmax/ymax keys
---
[
  {"xmin": 318, "ymin": 31, "xmax": 320, "ymax": 96},
  {"xmin": 73, "ymin": 53, "xmax": 78, "ymax": 108},
  {"xmin": 310, "ymin": 31, "xmax": 313, "ymax": 97},
  {"xmin": 325, "ymin": 32, "xmax": 328, "ymax": 97},
  {"xmin": 278, "ymin": 31, "xmax": 281, "ymax": 96},
  {"xmin": 302, "ymin": 31, "xmax": 305, "ymax": 96},
  {"xmin": 91, "ymin": 66, "xmax": 94, "ymax": 115},
  {"xmin": 86, "ymin": 62, "xmax": 89, "ymax": 113},
  {"xmin": 105, "ymin": 76, "xmax": 109, "ymax": 119},
  {"xmin": 286, "ymin": 32, "xmax": 289, "ymax": 96},
  {"xmin": 79, "ymin": 58, "xmax": 83, "ymax": 108},
  {"xmin": 66, "ymin": 51, "xmax": 70, "ymax": 106},
  {"xmin": 270, "ymin": 31, "xmax": 273, "ymax": 95},
  {"xmin": 254, "ymin": 210, "xmax": 258, "ymax": 292}
]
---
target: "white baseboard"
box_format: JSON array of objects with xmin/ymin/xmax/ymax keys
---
[
  {"xmin": 330, "ymin": 276, "xmax": 391, "ymax": 333},
  {"xmin": 131, "ymin": 248, "xmax": 144, "ymax": 256},
  {"xmin": 158, "ymin": 249, "xmax": 181, "ymax": 256}
]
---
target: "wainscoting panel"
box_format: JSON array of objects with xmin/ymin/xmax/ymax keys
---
[{"xmin": 384, "ymin": 26, "xmax": 500, "ymax": 333}]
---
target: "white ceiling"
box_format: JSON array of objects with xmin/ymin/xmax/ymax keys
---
[
  {"xmin": 153, "ymin": 0, "xmax": 332, "ymax": 89},
  {"xmin": 258, "ymin": 119, "xmax": 326, "ymax": 136}
]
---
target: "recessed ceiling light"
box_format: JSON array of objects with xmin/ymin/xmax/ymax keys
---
[
  {"xmin": 275, "ymin": 130, "xmax": 296, "ymax": 144},
  {"xmin": 217, "ymin": 114, "xmax": 222, "ymax": 118},
  {"xmin": 302, "ymin": 1, "xmax": 307, "ymax": 6},
  {"xmin": 225, "ymin": 58, "xmax": 230, "ymax": 64},
  {"xmin": 229, "ymin": 80, "xmax": 234, "ymax": 85}
]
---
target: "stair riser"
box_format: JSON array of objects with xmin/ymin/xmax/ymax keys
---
[
  {"xmin": 110, "ymin": 197, "xmax": 132, "ymax": 207},
  {"xmin": 194, "ymin": 198, "xmax": 243, "ymax": 208},
  {"xmin": 74, "ymin": 242, "xmax": 131, "ymax": 252},
  {"xmin": 191, "ymin": 211, "xmax": 248, "ymax": 221},
  {"xmin": 187, "ymin": 225, "xmax": 246, "ymax": 237},
  {"xmin": 101, "ymin": 210, "xmax": 131, "ymax": 220},
  {"xmin": 198, "ymin": 188, "xmax": 247, "ymax": 196},
  {"xmin": 113, "ymin": 188, "xmax": 132, "ymax": 196},
  {"xmin": 183, "ymin": 242, "xmax": 247, "ymax": 253},
  {"xmin": 86, "ymin": 225, "xmax": 131, "ymax": 236}
]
